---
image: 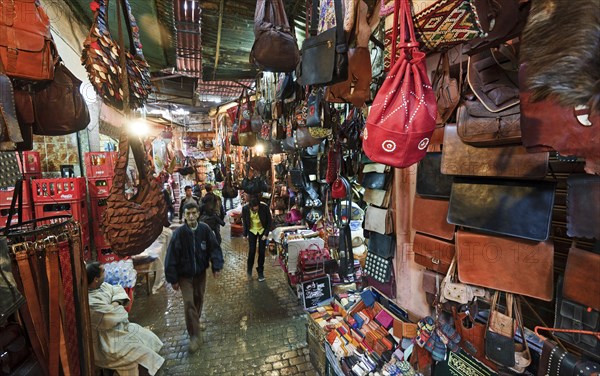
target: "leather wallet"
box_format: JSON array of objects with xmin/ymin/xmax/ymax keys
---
[{"xmin": 374, "ymin": 309, "xmax": 394, "ymax": 329}]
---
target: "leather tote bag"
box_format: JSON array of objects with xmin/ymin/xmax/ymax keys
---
[
  {"xmin": 0, "ymin": 0, "xmax": 57, "ymax": 81},
  {"xmin": 102, "ymin": 132, "xmax": 168, "ymax": 256},
  {"xmin": 363, "ymin": 0, "xmax": 436, "ymax": 168},
  {"xmin": 249, "ymin": 0, "xmax": 300, "ymax": 72},
  {"xmin": 447, "ymin": 177, "xmax": 556, "ymax": 242},
  {"xmin": 455, "ymin": 230, "xmax": 554, "ymax": 301},
  {"xmin": 82, "ymin": 0, "xmax": 152, "ymax": 110},
  {"xmin": 485, "ymin": 292, "xmax": 516, "ymax": 368},
  {"xmin": 24, "ymin": 62, "xmax": 90, "ymax": 136},
  {"xmin": 298, "ymin": 0, "xmax": 348, "ymax": 86},
  {"xmin": 441, "ymin": 123, "xmax": 549, "ymax": 179},
  {"xmin": 566, "ymin": 174, "xmax": 600, "ymax": 240}
]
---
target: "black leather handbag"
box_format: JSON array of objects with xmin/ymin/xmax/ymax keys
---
[
  {"xmin": 447, "ymin": 177, "xmax": 556, "ymax": 241},
  {"xmin": 298, "ymin": 0, "xmax": 348, "ymax": 86},
  {"xmin": 361, "ymin": 172, "xmax": 391, "ymax": 190},
  {"xmin": 416, "ymin": 152, "xmax": 453, "ymax": 199},
  {"xmin": 367, "ymin": 232, "xmax": 395, "ymax": 259}
]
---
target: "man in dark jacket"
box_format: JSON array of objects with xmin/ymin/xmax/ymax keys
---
[
  {"xmin": 199, "ymin": 184, "xmax": 226, "ymax": 244},
  {"xmin": 165, "ymin": 202, "xmax": 223, "ymax": 353},
  {"xmin": 241, "ymin": 196, "xmax": 272, "ymax": 281},
  {"xmin": 179, "ymin": 185, "xmax": 200, "ymax": 222}
]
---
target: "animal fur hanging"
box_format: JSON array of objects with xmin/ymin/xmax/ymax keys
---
[{"xmin": 520, "ymin": 0, "xmax": 600, "ymax": 114}]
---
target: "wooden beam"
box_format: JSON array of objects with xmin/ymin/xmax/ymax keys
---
[{"xmin": 212, "ymin": 0, "xmax": 225, "ymax": 80}]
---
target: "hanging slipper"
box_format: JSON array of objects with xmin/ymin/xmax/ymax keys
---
[
  {"xmin": 431, "ymin": 332, "xmax": 448, "ymax": 362},
  {"xmin": 441, "ymin": 323, "xmax": 461, "ymax": 345}
]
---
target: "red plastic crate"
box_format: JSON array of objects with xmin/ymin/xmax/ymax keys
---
[
  {"xmin": 88, "ymin": 178, "xmax": 113, "ymax": 198},
  {"xmin": 31, "ymin": 178, "xmax": 87, "ymax": 203},
  {"xmin": 0, "ymin": 205, "xmax": 33, "ymax": 227},
  {"xmin": 0, "ymin": 181, "xmax": 32, "ymax": 206},
  {"xmin": 92, "ymin": 224, "xmax": 110, "ymax": 249},
  {"xmin": 90, "ymin": 197, "xmax": 108, "ymax": 222},
  {"xmin": 20, "ymin": 151, "xmax": 41, "ymax": 174},
  {"xmin": 85, "ymin": 152, "xmax": 117, "ymax": 178},
  {"xmin": 97, "ymin": 247, "xmax": 121, "ymax": 264},
  {"xmin": 34, "ymin": 199, "xmax": 88, "ymax": 224}
]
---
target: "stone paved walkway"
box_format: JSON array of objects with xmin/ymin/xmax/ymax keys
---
[{"xmin": 128, "ymin": 223, "xmax": 318, "ymax": 376}]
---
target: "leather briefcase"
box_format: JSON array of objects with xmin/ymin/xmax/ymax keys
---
[
  {"xmin": 416, "ymin": 152, "xmax": 453, "ymax": 199},
  {"xmin": 413, "ymin": 233, "xmax": 454, "ymax": 274},
  {"xmin": 441, "ymin": 123, "xmax": 549, "ymax": 179},
  {"xmin": 566, "ymin": 174, "xmax": 600, "ymax": 239},
  {"xmin": 447, "ymin": 177, "xmax": 556, "ymax": 241},
  {"xmin": 412, "ymin": 196, "xmax": 455, "ymax": 240},
  {"xmin": 455, "ymin": 230, "xmax": 554, "ymax": 301},
  {"xmin": 563, "ymin": 246, "xmax": 600, "ymax": 312}
]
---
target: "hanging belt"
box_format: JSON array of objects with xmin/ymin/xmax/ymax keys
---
[
  {"xmin": 70, "ymin": 225, "xmax": 95, "ymax": 375},
  {"xmin": 44, "ymin": 237, "xmax": 61, "ymax": 376},
  {"xmin": 13, "ymin": 243, "xmax": 49, "ymax": 375},
  {"xmin": 58, "ymin": 236, "xmax": 79, "ymax": 375}
]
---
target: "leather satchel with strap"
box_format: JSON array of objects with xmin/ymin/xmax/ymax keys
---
[{"xmin": 0, "ymin": 0, "xmax": 57, "ymax": 81}]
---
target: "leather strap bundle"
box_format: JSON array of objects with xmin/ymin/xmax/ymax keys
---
[
  {"xmin": 299, "ymin": 0, "xmax": 348, "ymax": 86},
  {"xmin": 102, "ymin": 132, "xmax": 168, "ymax": 256},
  {"xmin": 0, "ymin": 0, "xmax": 57, "ymax": 81},
  {"xmin": 0, "ymin": 59, "xmax": 24, "ymax": 151},
  {"xmin": 363, "ymin": 0, "xmax": 436, "ymax": 168},
  {"xmin": 441, "ymin": 123, "xmax": 549, "ymax": 179},
  {"xmin": 566, "ymin": 174, "xmax": 600, "ymax": 239},
  {"xmin": 249, "ymin": 0, "xmax": 299, "ymax": 72},
  {"xmin": 447, "ymin": 177, "xmax": 556, "ymax": 241},
  {"xmin": 455, "ymin": 230, "xmax": 554, "ymax": 301},
  {"xmin": 81, "ymin": 0, "xmax": 152, "ymax": 110}
]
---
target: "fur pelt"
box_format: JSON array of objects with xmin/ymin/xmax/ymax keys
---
[{"xmin": 520, "ymin": 0, "xmax": 600, "ymax": 114}]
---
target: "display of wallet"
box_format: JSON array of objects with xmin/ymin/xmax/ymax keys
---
[
  {"xmin": 365, "ymin": 252, "xmax": 393, "ymax": 283},
  {"xmin": 447, "ymin": 177, "xmax": 556, "ymax": 241},
  {"xmin": 416, "ymin": 152, "xmax": 453, "ymax": 199},
  {"xmin": 566, "ymin": 174, "xmax": 600, "ymax": 239},
  {"xmin": 412, "ymin": 195, "xmax": 455, "ymax": 240}
]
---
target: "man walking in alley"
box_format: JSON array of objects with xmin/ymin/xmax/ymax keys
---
[
  {"xmin": 165, "ymin": 202, "xmax": 224, "ymax": 353},
  {"xmin": 242, "ymin": 196, "xmax": 272, "ymax": 282}
]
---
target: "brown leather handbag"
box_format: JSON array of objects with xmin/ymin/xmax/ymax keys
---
[
  {"xmin": 432, "ymin": 52, "xmax": 460, "ymax": 125},
  {"xmin": 0, "ymin": 0, "xmax": 57, "ymax": 81},
  {"xmin": 413, "ymin": 233, "xmax": 454, "ymax": 274},
  {"xmin": 249, "ymin": 0, "xmax": 299, "ymax": 72},
  {"xmin": 456, "ymin": 96, "xmax": 521, "ymax": 146},
  {"xmin": 16, "ymin": 63, "xmax": 90, "ymax": 136},
  {"xmin": 441, "ymin": 123, "xmax": 548, "ymax": 178},
  {"xmin": 102, "ymin": 133, "xmax": 168, "ymax": 256},
  {"xmin": 456, "ymin": 230, "xmax": 554, "ymax": 301}
]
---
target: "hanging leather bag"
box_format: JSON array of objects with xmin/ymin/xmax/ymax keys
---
[
  {"xmin": 18, "ymin": 62, "xmax": 90, "ymax": 136},
  {"xmin": 432, "ymin": 52, "xmax": 460, "ymax": 125},
  {"xmin": 250, "ymin": 0, "xmax": 300, "ymax": 72},
  {"xmin": 456, "ymin": 96, "xmax": 521, "ymax": 146},
  {"xmin": 103, "ymin": 133, "xmax": 168, "ymax": 256},
  {"xmin": 363, "ymin": 0, "xmax": 437, "ymax": 168},
  {"xmin": 0, "ymin": 0, "xmax": 57, "ymax": 81},
  {"xmin": 485, "ymin": 292, "xmax": 516, "ymax": 367},
  {"xmin": 82, "ymin": 0, "xmax": 152, "ymax": 110},
  {"xmin": 298, "ymin": 0, "xmax": 348, "ymax": 86}
]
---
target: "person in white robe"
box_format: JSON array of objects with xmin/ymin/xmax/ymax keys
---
[{"xmin": 87, "ymin": 262, "xmax": 165, "ymax": 376}]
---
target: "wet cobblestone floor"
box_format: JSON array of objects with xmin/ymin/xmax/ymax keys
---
[{"xmin": 128, "ymin": 224, "xmax": 318, "ymax": 376}]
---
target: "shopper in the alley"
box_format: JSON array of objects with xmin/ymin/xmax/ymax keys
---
[
  {"xmin": 86, "ymin": 262, "xmax": 165, "ymax": 375},
  {"xmin": 179, "ymin": 185, "xmax": 201, "ymax": 222},
  {"xmin": 199, "ymin": 183, "xmax": 226, "ymax": 244},
  {"xmin": 165, "ymin": 201, "xmax": 224, "ymax": 353},
  {"xmin": 242, "ymin": 196, "xmax": 272, "ymax": 282}
]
